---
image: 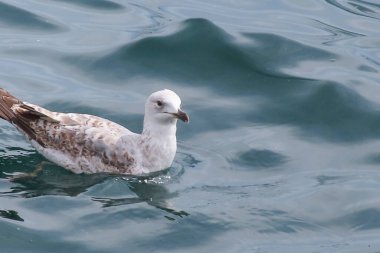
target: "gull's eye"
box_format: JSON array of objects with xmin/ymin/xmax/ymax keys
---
[{"xmin": 156, "ymin": 100, "xmax": 163, "ymax": 107}]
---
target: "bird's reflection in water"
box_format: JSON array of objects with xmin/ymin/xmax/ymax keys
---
[
  {"xmin": 93, "ymin": 179, "xmax": 189, "ymax": 219},
  {"xmin": 1, "ymin": 161, "xmax": 189, "ymax": 220},
  {"xmin": 2, "ymin": 164, "xmax": 109, "ymax": 198}
]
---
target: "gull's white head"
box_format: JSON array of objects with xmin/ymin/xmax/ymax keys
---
[{"xmin": 144, "ymin": 89, "xmax": 189, "ymax": 128}]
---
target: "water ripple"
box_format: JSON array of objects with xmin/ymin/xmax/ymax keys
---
[
  {"xmin": 327, "ymin": 0, "xmax": 380, "ymax": 20},
  {"xmin": 0, "ymin": 2, "xmax": 65, "ymax": 32},
  {"xmin": 52, "ymin": 0, "xmax": 125, "ymax": 11}
]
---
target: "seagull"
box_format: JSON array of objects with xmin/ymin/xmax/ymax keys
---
[{"xmin": 0, "ymin": 88, "xmax": 189, "ymax": 175}]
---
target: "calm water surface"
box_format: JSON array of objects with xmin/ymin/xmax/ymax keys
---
[{"xmin": 1, "ymin": 0, "xmax": 380, "ymax": 252}]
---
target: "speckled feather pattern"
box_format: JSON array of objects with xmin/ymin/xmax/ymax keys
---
[{"xmin": 0, "ymin": 89, "xmax": 186, "ymax": 175}]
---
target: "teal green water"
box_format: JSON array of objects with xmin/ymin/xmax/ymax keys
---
[{"xmin": 1, "ymin": 0, "xmax": 380, "ymax": 252}]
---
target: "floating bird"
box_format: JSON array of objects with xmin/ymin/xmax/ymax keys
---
[{"xmin": 0, "ymin": 88, "xmax": 189, "ymax": 175}]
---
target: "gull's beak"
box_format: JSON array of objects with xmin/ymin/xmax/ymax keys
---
[{"xmin": 173, "ymin": 108, "xmax": 190, "ymax": 123}]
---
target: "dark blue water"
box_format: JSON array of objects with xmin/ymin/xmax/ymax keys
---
[{"xmin": 1, "ymin": 0, "xmax": 380, "ymax": 252}]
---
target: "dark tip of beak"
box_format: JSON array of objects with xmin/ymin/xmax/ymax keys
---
[{"xmin": 175, "ymin": 109, "xmax": 190, "ymax": 123}]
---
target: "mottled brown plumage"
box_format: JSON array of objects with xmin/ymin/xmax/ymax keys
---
[
  {"xmin": 0, "ymin": 88, "xmax": 189, "ymax": 175},
  {"xmin": 0, "ymin": 88, "xmax": 59, "ymax": 146}
]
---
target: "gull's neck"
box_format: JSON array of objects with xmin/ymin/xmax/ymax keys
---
[
  {"xmin": 138, "ymin": 119, "xmax": 178, "ymax": 173},
  {"xmin": 142, "ymin": 119, "xmax": 177, "ymax": 138}
]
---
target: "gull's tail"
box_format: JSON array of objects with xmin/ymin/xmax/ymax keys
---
[
  {"xmin": 0, "ymin": 88, "xmax": 21, "ymax": 122},
  {"xmin": 0, "ymin": 88, "xmax": 57, "ymax": 145}
]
